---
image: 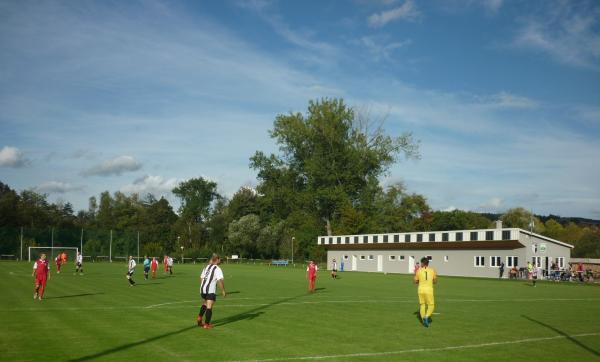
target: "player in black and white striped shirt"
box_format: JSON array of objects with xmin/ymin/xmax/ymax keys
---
[
  {"xmin": 197, "ymin": 254, "xmax": 226, "ymax": 329},
  {"xmin": 126, "ymin": 256, "xmax": 136, "ymax": 286}
]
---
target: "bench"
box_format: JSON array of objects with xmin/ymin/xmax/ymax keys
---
[{"xmin": 271, "ymin": 260, "xmax": 289, "ymax": 266}]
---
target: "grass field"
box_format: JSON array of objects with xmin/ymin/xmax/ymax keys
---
[{"xmin": 1, "ymin": 261, "xmax": 599, "ymax": 361}]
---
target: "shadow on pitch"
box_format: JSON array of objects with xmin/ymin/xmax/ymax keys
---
[
  {"xmin": 215, "ymin": 294, "xmax": 304, "ymax": 327},
  {"xmin": 521, "ymin": 315, "xmax": 599, "ymax": 356},
  {"xmin": 68, "ymin": 325, "xmax": 196, "ymax": 362},
  {"xmin": 46, "ymin": 292, "xmax": 104, "ymax": 300}
]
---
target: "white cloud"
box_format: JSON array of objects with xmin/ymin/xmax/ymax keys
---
[
  {"xmin": 482, "ymin": 0, "xmax": 503, "ymax": 13},
  {"xmin": 368, "ymin": 0, "xmax": 420, "ymax": 28},
  {"xmin": 120, "ymin": 175, "xmax": 179, "ymax": 196},
  {"xmin": 82, "ymin": 155, "xmax": 142, "ymax": 177},
  {"xmin": 0, "ymin": 146, "xmax": 29, "ymax": 167},
  {"xmin": 35, "ymin": 181, "xmax": 84, "ymax": 194},
  {"xmin": 359, "ymin": 36, "xmax": 411, "ymax": 61},
  {"xmin": 478, "ymin": 92, "xmax": 538, "ymax": 109},
  {"xmin": 514, "ymin": 4, "xmax": 600, "ymax": 70}
]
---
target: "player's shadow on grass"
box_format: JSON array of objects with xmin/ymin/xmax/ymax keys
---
[
  {"xmin": 134, "ymin": 282, "xmax": 162, "ymax": 286},
  {"xmin": 215, "ymin": 294, "xmax": 304, "ymax": 327},
  {"xmin": 521, "ymin": 315, "xmax": 599, "ymax": 356},
  {"xmin": 68, "ymin": 325, "xmax": 197, "ymax": 362},
  {"xmin": 46, "ymin": 292, "xmax": 103, "ymax": 299},
  {"xmin": 227, "ymin": 291, "xmax": 241, "ymax": 295}
]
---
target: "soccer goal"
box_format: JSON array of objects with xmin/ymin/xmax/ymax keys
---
[{"xmin": 28, "ymin": 247, "xmax": 79, "ymax": 262}]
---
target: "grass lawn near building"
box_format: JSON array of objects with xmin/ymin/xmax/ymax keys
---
[{"xmin": 0, "ymin": 261, "xmax": 599, "ymax": 361}]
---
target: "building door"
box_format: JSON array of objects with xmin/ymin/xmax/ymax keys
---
[
  {"xmin": 352, "ymin": 255, "xmax": 357, "ymax": 271},
  {"xmin": 544, "ymin": 256, "xmax": 550, "ymax": 277},
  {"xmin": 408, "ymin": 256, "xmax": 415, "ymax": 273},
  {"xmin": 377, "ymin": 255, "xmax": 383, "ymax": 272}
]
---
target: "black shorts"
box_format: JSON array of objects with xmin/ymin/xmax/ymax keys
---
[
  {"xmin": 127, "ymin": 271, "xmax": 134, "ymax": 277},
  {"xmin": 201, "ymin": 293, "xmax": 216, "ymax": 301},
  {"xmin": 144, "ymin": 267, "xmax": 150, "ymax": 272},
  {"xmin": 332, "ymin": 269, "xmax": 337, "ymax": 272},
  {"xmin": 76, "ymin": 262, "xmax": 82, "ymax": 267}
]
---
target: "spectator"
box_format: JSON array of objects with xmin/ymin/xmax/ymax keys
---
[
  {"xmin": 509, "ymin": 266, "xmax": 518, "ymax": 279},
  {"xmin": 576, "ymin": 262, "xmax": 584, "ymax": 282},
  {"xmin": 499, "ymin": 262, "xmax": 505, "ymax": 279}
]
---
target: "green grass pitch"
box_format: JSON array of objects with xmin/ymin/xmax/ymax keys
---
[{"xmin": 1, "ymin": 261, "xmax": 599, "ymax": 361}]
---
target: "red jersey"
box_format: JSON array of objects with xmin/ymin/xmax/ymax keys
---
[
  {"xmin": 34, "ymin": 259, "xmax": 50, "ymax": 278},
  {"xmin": 307, "ymin": 264, "xmax": 318, "ymax": 279},
  {"xmin": 151, "ymin": 259, "xmax": 158, "ymax": 270},
  {"xmin": 55, "ymin": 256, "xmax": 61, "ymax": 265}
]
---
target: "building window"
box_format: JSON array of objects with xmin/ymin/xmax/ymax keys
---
[
  {"xmin": 320, "ymin": 237, "xmax": 325, "ymax": 244},
  {"xmin": 474, "ymin": 256, "xmax": 485, "ymax": 267},
  {"xmin": 417, "ymin": 234, "xmax": 423, "ymax": 242},
  {"xmin": 444, "ymin": 256, "xmax": 449, "ymax": 262},
  {"xmin": 532, "ymin": 256, "xmax": 541, "ymax": 268},
  {"xmin": 490, "ymin": 256, "xmax": 501, "ymax": 267},
  {"xmin": 373, "ymin": 235, "xmax": 379, "ymax": 243},
  {"xmin": 399, "ymin": 255, "xmax": 405, "ymax": 261},
  {"xmin": 345, "ymin": 237, "xmax": 349, "ymax": 244},
  {"xmin": 470, "ymin": 232, "xmax": 478, "ymax": 241},
  {"xmin": 360, "ymin": 255, "xmax": 366, "ymax": 260},
  {"xmin": 502, "ymin": 230, "xmax": 511, "ymax": 240},
  {"xmin": 429, "ymin": 233, "xmax": 436, "ymax": 242},
  {"xmin": 442, "ymin": 233, "xmax": 449, "ymax": 242},
  {"xmin": 506, "ymin": 256, "xmax": 519, "ymax": 268},
  {"xmin": 456, "ymin": 232, "xmax": 463, "ymax": 241},
  {"xmin": 389, "ymin": 255, "xmax": 396, "ymax": 261},
  {"xmin": 336, "ymin": 237, "xmax": 341, "ymax": 244},
  {"xmin": 343, "ymin": 255, "xmax": 349, "ymax": 260},
  {"xmin": 383, "ymin": 235, "xmax": 388, "ymax": 243},
  {"xmin": 363, "ymin": 235, "xmax": 368, "ymax": 243},
  {"xmin": 368, "ymin": 255, "xmax": 374, "ymax": 261},
  {"xmin": 485, "ymin": 231, "xmax": 494, "ymax": 241},
  {"xmin": 328, "ymin": 237, "xmax": 333, "ymax": 244},
  {"xmin": 405, "ymin": 234, "xmax": 411, "ymax": 242},
  {"xmin": 556, "ymin": 257, "xmax": 564, "ymax": 269},
  {"xmin": 394, "ymin": 234, "xmax": 399, "ymax": 243},
  {"xmin": 354, "ymin": 236, "xmax": 359, "ymax": 244}
]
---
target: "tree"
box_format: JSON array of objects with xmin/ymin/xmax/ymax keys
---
[
  {"xmin": 172, "ymin": 178, "xmax": 220, "ymax": 248},
  {"xmin": 251, "ymin": 98, "xmax": 419, "ymax": 236},
  {"xmin": 501, "ymin": 208, "xmax": 545, "ymax": 233},
  {"xmin": 227, "ymin": 214, "xmax": 261, "ymax": 258}
]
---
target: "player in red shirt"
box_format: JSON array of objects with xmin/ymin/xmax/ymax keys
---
[
  {"xmin": 32, "ymin": 253, "xmax": 50, "ymax": 300},
  {"xmin": 55, "ymin": 254, "xmax": 62, "ymax": 273},
  {"xmin": 151, "ymin": 257, "xmax": 158, "ymax": 279},
  {"xmin": 163, "ymin": 255, "xmax": 169, "ymax": 274},
  {"xmin": 306, "ymin": 260, "xmax": 318, "ymax": 293}
]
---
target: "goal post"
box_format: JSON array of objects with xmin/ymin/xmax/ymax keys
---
[{"xmin": 28, "ymin": 247, "xmax": 79, "ymax": 262}]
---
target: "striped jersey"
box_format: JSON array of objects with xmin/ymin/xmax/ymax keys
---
[
  {"xmin": 200, "ymin": 264, "xmax": 224, "ymax": 294},
  {"xmin": 128, "ymin": 259, "xmax": 136, "ymax": 273}
]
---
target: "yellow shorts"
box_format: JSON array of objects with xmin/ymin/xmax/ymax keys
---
[{"xmin": 418, "ymin": 291, "xmax": 434, "ymax": 305}]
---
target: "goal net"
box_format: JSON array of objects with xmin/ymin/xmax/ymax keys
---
[{"xmin": 28, "ymin": 247, "xmax": 79, "ymax": 263}]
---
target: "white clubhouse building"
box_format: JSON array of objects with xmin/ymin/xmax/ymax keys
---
[{"xmin": 318, "ymin": 222, "xmax": 573, "ymax": 278}]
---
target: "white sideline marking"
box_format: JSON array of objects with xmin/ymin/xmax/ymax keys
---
[
  {"xmin": 231, "ymin": 332, "xmax": 600, "ymax": 362},
  {"xmin": 4, "ymin": 297, "xmax": 600, "ymax": 312}
]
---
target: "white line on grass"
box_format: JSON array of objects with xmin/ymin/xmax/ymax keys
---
[{"xmin": 230, "ymin": 332, "xmax": 600, "ymax": 362}]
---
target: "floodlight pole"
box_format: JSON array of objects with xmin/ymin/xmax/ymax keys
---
[
  {"xmin": 137, "ymin": 231, "xmax": 140, "ymax": 263},
  {"xmin": 292, "ymin": 237, "xmax": 295, "ymax": 267},
  {"xmin": 80, "ymin": 228, "xmax": 84, "ymax": 255},
  {"xmin": 51, "ymin": 227, "xmax": 54, "ymax": 259},
  {"xmin": 20, "ymin": 227, "xmax": 23, "ymax": 261},
  {"xmin": 109, "ymin": 230, "xmax": 113, "ymax": 263}
]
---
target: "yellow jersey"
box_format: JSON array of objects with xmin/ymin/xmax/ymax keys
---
[{"xmin": 414, "ymin": 266, "xmax": 436, "ymax": 291}]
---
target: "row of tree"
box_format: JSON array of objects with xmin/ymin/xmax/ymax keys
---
[{"xmin": 1, "ymin": 99, "xmax": 598, "ymax": 259}]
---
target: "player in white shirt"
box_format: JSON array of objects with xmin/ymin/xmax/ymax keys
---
[
  {"xmin": 126, "ymin": 256, "xmax": 136, "ymax": 286},
  {"xmin": 197, "ymin": 254, "xmax": 226, "ymax": 329},
  {"xmin": 75, "ymin": 252, "xmax": 84, "ymax": 275},
  {"xmin": 167, "ymin": 256, "xmax": 174, "ymax": 275},
  {"xmin": 331, "ymin": 258, "xmax": 338, "ymax": 279}
]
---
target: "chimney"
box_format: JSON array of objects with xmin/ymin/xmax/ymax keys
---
[{"xmin": 495, "ymin": 220, "xmax": 503, "ymax": 229}]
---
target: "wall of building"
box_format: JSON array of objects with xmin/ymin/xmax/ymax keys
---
[
  {"xmin": 519, "ymin": 232, "xmax": 572, "ymax": 270},
  {"xmin": 327, "ymin": 248, "xmax": 527, "ymax": 278}
]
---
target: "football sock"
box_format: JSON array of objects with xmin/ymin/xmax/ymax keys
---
[
  {"xmin": 420, "ymin": 304, "xmax": 426, "ymax": 320},
  {"xmin": 199, "ymin": 305, "xmax": 207, "ymax": 317},
  {"xmin": 205, "ymin": 309, "xmax": 212, "ymax": 324},
  {"xmin": 427, "ymin": 304, "xmax": 435, "ymax": 318}
]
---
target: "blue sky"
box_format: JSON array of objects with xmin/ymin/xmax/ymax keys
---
[{"xmin": 1, "ymin": 0, "xmax": 599, "ymax": 218}]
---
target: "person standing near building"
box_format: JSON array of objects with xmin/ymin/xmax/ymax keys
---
[
  {"xmin": 527, "ymin": 261, "xmax": 534, "ymax": 282},
  {"xmin": 126, "ymin": 256, "xmax": 136, "ymax": 286},
  {"xmin": 75, "ymin": 252, "xmax": 83, "ymax": 275},
  {"xmin": 306, "ymin": 260, "xmax": 318, "ymax": 293},
  {"xmin": 414, "ymin": 257, "xmax": 437, "ymax": 327},
  {"xmin": 197, "ymin": 254, "xmax": 226, "ymax": 329},
  {"xmin": 414, "ymin": 262, "xmax": 420, "ymax": 274},
  {"xmin": 151, "ymin": 257, "xmax": 158, "ymax": 279},
  {"xmin": 167, "ymin": 256, "xmax": 174, "ymax": 275},
  {"xmin": 55, "ymin": 254, "xmax": 62, "ymax": 274},
  {"xmin": 499, "ymin": 262, "xmax": 505, "ymax": 279},
  {"xmin": 576, "ymin": 262, "xmax": 584, "ymax": 282},
  {"xmin": 331, "ymin": 258, "xmax": 338, "ymax": 279},
  {"xmin": 32, "ymin": 253, "xmax": 50, "ymax": 300}
]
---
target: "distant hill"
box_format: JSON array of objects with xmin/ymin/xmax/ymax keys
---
[{"xmin": 479, "ymin": 213, "xmax": 600, "ymax": 227}]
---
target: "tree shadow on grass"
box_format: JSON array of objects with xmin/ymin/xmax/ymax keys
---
[
  {"xmin": 46, "ymin": 292, "xmax": 103, "ymax": 299},
  {"xmin": 69, "ymin": 325, "xmax": 196, "ymax": 362},
  {"xmin": 521, "ymin": 315, "xmax": 599, "ymax": 356}
]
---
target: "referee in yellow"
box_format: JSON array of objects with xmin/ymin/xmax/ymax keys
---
[{"xmin": 414, "ymin": 257, "xmax": 437, "ymax": 327}]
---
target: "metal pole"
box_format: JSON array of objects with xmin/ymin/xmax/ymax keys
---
[
  {"xmin": 292, "ymin": 237, "xmax": 295, "ymax": 266},
  {"xmin": 80, "ymin": 228, "xmax": 84, "ymax": 255},
  {"xmin": 109, "ymin": 230, "xmax": 113, "ymax": 263},
  {"xmin": 137, "ymin": 231, "xmax": 140, "ymax": 263},
  {"xmin": 51, "ymin": 227, "xmax": 54, "ymax": 259},
  {"xmin": 20, "ymin": 227, "xmax": 23, "ymax": 261}
]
